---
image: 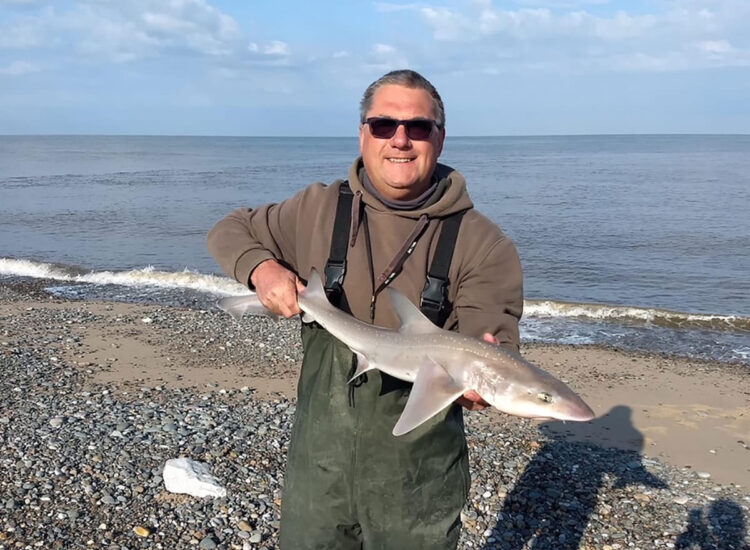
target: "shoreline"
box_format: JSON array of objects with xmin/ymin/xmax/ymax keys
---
[{"xmin": 1, "ymin": 281, "xmax": 749, "ymax": 548}]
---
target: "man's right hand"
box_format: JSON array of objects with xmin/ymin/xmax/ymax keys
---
[{"xmin": 250, "ymin": 259, "xmax": 305, "ymax": 318}]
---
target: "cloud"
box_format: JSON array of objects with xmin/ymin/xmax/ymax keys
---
[
  {"xmin": 0, "ymin": 0, "xmax": 241, "ymax": 61},
  {"xmin": 365, "ymin": 43, "xmax": 410, "ymax": 71},
  {"xmin": 698, "ymin": 39, "xmax": 733, "ymax": 55},
  {"xmin": 263, "ymin": 40, "xmax": 290, "ymax": 56},
  {"xmin": 410, "ymin": 0, "xmax": 750, "ymax": 74},
  {"xmin": 0, "ymin": 60, "xmax": 40, "ymax": 75}
]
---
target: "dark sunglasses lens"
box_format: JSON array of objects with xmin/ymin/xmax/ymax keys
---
[
  {"xmin": 369, "ymin": 118, "xmax": 399, "ymax": 138},
  {"xmin": 404, "ymin": 120, "xmax": 434, "ymax": 140}
]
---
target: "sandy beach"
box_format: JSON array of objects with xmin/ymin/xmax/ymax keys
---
[{"xmin": 1, "ymin": 281, "xmax": 749, "ymax": 549}]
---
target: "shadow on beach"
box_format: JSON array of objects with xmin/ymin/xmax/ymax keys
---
[
  {"xmin": 675, "ymin": 499, "xmax": 749, "ymax": 550},
  {"xmin": 481, "ymin": 405, "xmax": 667, "ymax": 550}
]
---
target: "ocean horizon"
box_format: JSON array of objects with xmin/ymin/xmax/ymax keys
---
[{"xmin": 1, "ymin": 134, "xmax": 749, "ymax": 365}]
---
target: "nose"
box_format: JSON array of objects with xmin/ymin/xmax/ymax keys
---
[{"xmin": 390, "ymin": 123, "xmax": 411, "ymax": 148}]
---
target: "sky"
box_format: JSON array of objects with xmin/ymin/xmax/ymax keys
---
[{"xmin": 1, "ymin": 0, "xmax": 749, "ymax": 136}]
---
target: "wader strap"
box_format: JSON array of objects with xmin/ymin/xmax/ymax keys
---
[
  {"xmin": 420, "ymin": 210, "xmax": 466, "ymax": 326},
  {"xmin": 324, "ymin": 181, "xmax": 353, "ymax": 307}
]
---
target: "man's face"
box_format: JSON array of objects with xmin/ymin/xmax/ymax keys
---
[{"xmin": 359, "ymin": 84, "xmax": 445, "ymax": 201}]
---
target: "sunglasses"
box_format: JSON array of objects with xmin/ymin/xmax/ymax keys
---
[{"xmin": 364, "ymin": 117, "xmax": 441, "ymax": 141}]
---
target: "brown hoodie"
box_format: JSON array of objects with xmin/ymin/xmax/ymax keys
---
[{"xmin": 207, "ymin": 158, "xmax": 523, "ymax": 351}]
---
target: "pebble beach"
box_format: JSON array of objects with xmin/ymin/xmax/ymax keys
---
[{"xmin": 1, "ymin": 279, "xmax": 749, "ymax": 550}]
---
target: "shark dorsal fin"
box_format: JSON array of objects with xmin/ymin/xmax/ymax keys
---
[{"xmin": 387, "ymin": 288, "xmax": 441, "ymax": 335}]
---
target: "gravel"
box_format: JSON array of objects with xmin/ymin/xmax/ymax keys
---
[{"xmin": 1, "ymin": 280, "xmax": 748, "ymax": 549}]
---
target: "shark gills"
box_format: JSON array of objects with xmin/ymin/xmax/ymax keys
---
[{"xmin": 218, "ymin": 269, "xmax": 595, "ymax": 436}]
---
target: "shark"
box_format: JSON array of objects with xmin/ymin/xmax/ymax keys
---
[{"xmin": 218, "ymin": 269, "xmax": 595, "ymax": 436}]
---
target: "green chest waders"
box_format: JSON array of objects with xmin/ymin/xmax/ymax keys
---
[{"xmin": 279, "ymin": 324, "xmax": 470, "ymax": 549}]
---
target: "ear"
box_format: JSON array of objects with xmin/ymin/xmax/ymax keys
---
[
  {"xmin": 359, "ymin": 124, "xmax": 366, "ymax": 154},
  {"xmin": 436, "ymin": 126, "xmax": 446, "ymax": 157}
]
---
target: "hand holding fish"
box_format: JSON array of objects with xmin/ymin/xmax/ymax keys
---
[{"xmin": 250, "ymin": 259, "xmax": 305, "ymax": 318}]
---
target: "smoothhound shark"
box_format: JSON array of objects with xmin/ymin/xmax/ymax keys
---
[{"xmin": 218, "ymin": 269, "xmax": 595, "ymax": 436}]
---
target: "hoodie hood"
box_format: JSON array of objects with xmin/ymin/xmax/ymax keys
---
[{"xmin": 348, "ymin": 157, "xmax": 474, "ymax": 219}]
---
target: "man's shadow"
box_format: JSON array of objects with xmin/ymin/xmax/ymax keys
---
[
  {"xmin": 482, "ymin": 405, "xmax": 667, "ymax": 550},
  {"xmin": 675, "ymin": 499, "xmax": 749, "ymax": 550}
]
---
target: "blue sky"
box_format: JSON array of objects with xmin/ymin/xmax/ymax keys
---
[{"xmin": 1, "ymin": 0, "xmax": 749, "ymax": 135}]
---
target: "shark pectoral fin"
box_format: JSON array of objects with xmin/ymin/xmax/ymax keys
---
[
  {"xmin": 386, "ymin": 288, "xmax": 441, "ymax": 335},
  {"xmin": 392, "ymin": 360, "xmax": 465, "ymax": 437},
  {"xmin": 217, "ymin": 295, "xmax": 279, "ymax": 322},
  {"xmin": 347, "ymin": 352, "xmax": 376, "ymax": 384}
]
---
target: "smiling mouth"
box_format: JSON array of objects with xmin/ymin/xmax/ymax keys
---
[{"xmin": 387, "ymin": 158, "xmax": 414, "ymax": 163}]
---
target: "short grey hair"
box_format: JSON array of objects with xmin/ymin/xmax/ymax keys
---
[{"xmin": 359, "ymin": 69, "xmax": 445, "ymax": 128}]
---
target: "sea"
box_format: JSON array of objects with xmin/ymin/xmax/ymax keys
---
[{"xmin": 1, "ymin": 134, "xmax": 749, "ymax": 366}]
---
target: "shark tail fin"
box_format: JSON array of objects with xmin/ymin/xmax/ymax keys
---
[{"xmin": 387, "ymin": 288, "xmax": 441, "ymax": 335}]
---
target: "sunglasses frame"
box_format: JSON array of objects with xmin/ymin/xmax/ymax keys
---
[{"xmin": 364, "ymin": 117, "xmax": 442, "ymax": 141}]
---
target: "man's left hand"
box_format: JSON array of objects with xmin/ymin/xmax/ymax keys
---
[{"xmin": 456, "ymin": 332, "xmax": 497, "ymax": 411}]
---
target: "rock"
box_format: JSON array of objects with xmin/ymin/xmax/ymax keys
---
[
  {"xmin": 163, "ymin": 458, "xmax": 227, "ymax": 498},
  {"xmin": 199, "ymin": 535, "xmax": 218, "ymax": 549},
  {"xmin": 133, "ymin": 526, "xmax": 150, "ymax": 537},
  {"xmin": 237, "ymin": 520, "xmax": 253, "ymax": 532}
]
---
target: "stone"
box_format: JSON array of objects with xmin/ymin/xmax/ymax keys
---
[
  {"xmin": 133, "ymin": 526, "xmax": 150, "ymax": 537},
  {"xmin": 163, "ymin": 458, "xmax": 227, "ymax": 498},
  {"xmin": 237, "ymin": 520, "xmax": 252, "ymax": 532}
]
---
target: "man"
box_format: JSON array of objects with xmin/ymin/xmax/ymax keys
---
[{"xmin": 207, "ymin": 69, "xmax": 523, "ymax": 549}]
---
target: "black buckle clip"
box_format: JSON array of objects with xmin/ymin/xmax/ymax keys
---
[
  {"xmin": 324, "ymin": 260, "xmax": 347, "ymax": 296},
  {"xmin": 420, "ymin": 274, "xmax": 447, "ymax": 314}
]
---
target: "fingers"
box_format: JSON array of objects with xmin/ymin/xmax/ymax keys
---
[
  {"xmin": 482, "ymin": 332, "xmax": 499, "ymax": 345},
  {"xmin": 457, "ymin": 390, "xmax": 489, "ymax": 411},
  {"xmin": 250, "ymin": 260, "xmax": 302, "ymax": 318}
]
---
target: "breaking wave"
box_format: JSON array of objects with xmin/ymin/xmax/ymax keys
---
[
  {"xmin": 525, "ymin": 299, "xmax": 750, "ymax": 334},
  {"xmin": 2, "ymin": 258, "xmax": 749, "ymax": 334},
  {"xmin": 0, "ymin": 257, "xmax": 247, "ymax": 296}
]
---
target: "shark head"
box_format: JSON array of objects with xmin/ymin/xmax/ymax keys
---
[{"xmin": 480, "ymin": 364, "xmax": 596, "ymax": 422}]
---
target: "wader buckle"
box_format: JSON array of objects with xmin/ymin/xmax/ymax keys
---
[
  {"xmin": 324, "ymin": 259, "xmax": 347, "ymax": 301},
  {"xmin": 420, "ymin": 274, "xmax": 448, "ymax": 318}
]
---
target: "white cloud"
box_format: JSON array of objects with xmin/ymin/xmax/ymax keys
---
[
  {"xmin": 366, "ymin": 43, "xmax": 410, "ymax": 71},
  {"xmin": 412, "ymin": 0, "xmax": 750, "ymax": 73},
  {"xmin": 0, "ymin": 60, "xmax": 40, "ymax": 75},
  {"xmin": 0, "ymin": 0, "xmax": 241, "ymax": 62},
  {"xmin": 373, "ymin": 43, "xmax": 397, "ymax": 55},
  {"xmin": 264, "ymin": 40, "xmax": 290, "ymax": 56},
  {"xmin": 699, "ymin": 39, "xmax": 732, "ymax": 55}
]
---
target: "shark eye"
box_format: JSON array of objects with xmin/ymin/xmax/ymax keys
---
[{"xmin": 537, "ymin": 392, "xmax": 553, "ymax": 403}]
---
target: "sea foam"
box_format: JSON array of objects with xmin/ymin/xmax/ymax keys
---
[{"xmin": 0, "ymin": 257, "xmax": 247, "ymax": 296}]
